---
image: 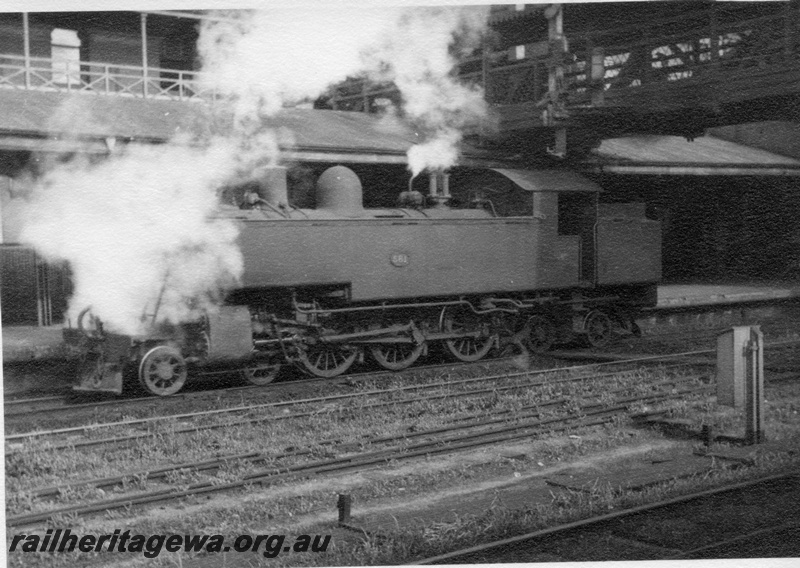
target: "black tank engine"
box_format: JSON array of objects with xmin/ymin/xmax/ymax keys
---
[{"xmin": 65, "ymin": 164, "xmax": 661, "ymax": 395}]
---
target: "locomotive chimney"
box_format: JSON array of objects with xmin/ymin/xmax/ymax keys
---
[
  {"xmin": 441, "ymin": 172, "xmax": 451, "ymax": 198},
  {"xmin": 428, "ymin": 172, "xmax": 438, "ymax": 196},
  {"xmin": 254, "ymin": 165, "xmax": 289, "ymax": 208},
  {"xmin": 428, "ymin": 170, "xmax": 451, "ymax": 207}
]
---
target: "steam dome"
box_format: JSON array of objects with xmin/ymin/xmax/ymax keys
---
[{"xmin": 315, "ymin": 166, "xmax": 364, "ymax": 216}]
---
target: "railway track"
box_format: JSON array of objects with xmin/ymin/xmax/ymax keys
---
[
  {"xmin": 5, "ymin": 356, "xmax": 704, "ymax": 450},
  {"xmin": 14, "ymin": 374, "xmax": 706, "ymax": 500},
  {"xmin": 5, "ymin": 338, "xmax": 795, "ymax": 456},
  {"xmin": 413, "ymin": 471, "xmax": 800, "ymax": 563},
  {"xmin": 5, "ymin": 324, "xmax": 797, "ymax": 565},
  {"xmin": 7, "ymin": 380, "xmax": 710, "ymax": 528},
  {"xmin": 0, "ymin": 321, "xmax": 722, "ymax": 411},
  {"xmin": 3, "ymin": 343, "xmax": 715, "ymax": 427},
  {"xmin": 2, "ymin": 357, "xmax": 530, "ymax": 419},
  {"xmin": 7, "ymin": 336, "xmax": 796, "ymax": 536},
  {"xmin": 3, "ymin": 330, "xmax": 795, "ymax": 421}
]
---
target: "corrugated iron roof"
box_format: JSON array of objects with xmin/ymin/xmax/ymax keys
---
[
  {"xmin": 262, "ymin": 109, "xmax": 421, "ymax": 154},
  {"xmin": 0, "ymin": 90, "xmax": 204, "ymax": 141},
  {"xmin": 0, "ymin": 90, "xmax": 508, "ymax": 165}
]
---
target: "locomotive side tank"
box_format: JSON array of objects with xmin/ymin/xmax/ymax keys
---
[
  {"xmin": 234, "ymin": 166, "xmax": 659, "ymax": 297},
  {"xmin": 66, "ymin": 164, "xmax": 661, "ymax": 395}
]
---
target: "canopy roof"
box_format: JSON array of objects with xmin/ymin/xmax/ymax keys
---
[
  {"xmin": 0, "ymin": 90, "xmax": 512, "ymax": 167},
  {"xmin": 493, "ymin": 168, "xmax": 602, "ymax": 192},
  {"xmin": 586, "ymin": 134, "xmax": 800, "ymax": 176}
]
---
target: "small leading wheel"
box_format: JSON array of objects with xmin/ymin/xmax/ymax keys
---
[
  {"xmin": 524, "ymin": 314, "xmax": 555, "ymax": 353},
  {"xmin": 241, "ymin": 364, "xmax": 280, "ymax": 386},
  {"xmin": 441, "ymin": 307, "xmax": 494, "ymax": 362},
  {"xmin": 370, "ymin": 339, "xmax": 424, "ymax": 371},
  {"xmin": 138, "ymin": 345, "xmax": 187, "ymax": 396},
  {"xmin": 584, "ymin": 309, "xmax": 613, "ymax": 348},
  {"xmin": 299, "ymin": 341, "xmax": 358, "ymax": 378}
]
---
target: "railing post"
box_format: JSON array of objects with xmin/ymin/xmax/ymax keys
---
[
  {"xmin": 744, "ymin": 327, "xmax": 765, "ymax": 445},
  {"xmin": 141, "ymin": 13, "xmax": 148, "ymax": 97},
  {"xmin": 709, "ymin": 4, "xmax": 718, "ymax": 62},
  {"xmin": 481, "ymin": 38, "xmax": 491, "ymax": 103},
  {"xmin": 104, "ymin": 65, "xmax": 110, "ymax": 94},
  {"xmin": 361, "ymin": 81, "xmax": 368, "ymax": 113},
  {"xmin": 590, "ymin": 44, "xmax": 605, "ymax": 106},
  {"xmin": 22, "ymin": 12, "xmax": 31, "ymax": 89}
]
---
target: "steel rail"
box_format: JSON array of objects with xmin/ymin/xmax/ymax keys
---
[
  {"xmin": 4, "ymin": 393, "xmax": 67, "ymax": 406},
  {"xmin": 411, "ymin": 470, "xmax": 800, "ymax": 565},
  {"xmin": 8, "ymin": 386, "xmax": 704, "ymax": 528},
  {"xmin": 6, "ymin": 360, "xmax": 699, "ymax": 446},
  {"xmin": 3, "ymin": 385, "xmax": 257, "ymax": 418},
  {"xmin": 669, "ymin": 520, "xmax": 800, "ymax": 559}
]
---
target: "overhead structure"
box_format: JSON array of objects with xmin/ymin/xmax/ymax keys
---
[{"xmin": 331, "ymin": 2, "xmax": 800, "ymax": 157}]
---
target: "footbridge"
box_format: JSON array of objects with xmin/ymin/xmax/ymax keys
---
[{"xmin": 331, "ymin": 3, "xmax": 800, "ymax": 153}]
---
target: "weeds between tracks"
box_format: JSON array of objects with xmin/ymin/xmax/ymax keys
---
[{"xmin": 6, "ymin": 330, "xmax": 800, "ymax": 568}]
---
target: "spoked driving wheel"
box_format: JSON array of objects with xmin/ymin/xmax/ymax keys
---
[
  {"xmin": 370, "ymin": 339, "xmax": 424, "ymax": 371},
  {"xmin": 299, "ymin": 340, "xmax": 358, "ymax": 378},
  {"xmin": 241, "ymin": 364, "xmax": 281, "ymax": 386},
  {"xmin": 584, "ymin": 309, "xmax": 613, "ymax": 348},
  {"xmin": 441, "ymin": 307, "xmax": 495, "ymax": 362},
  {"xmin": 138, "ymin": 345, "xmax": 187, "ymax": 396},
  {"xmin": 523, "ymin": 314, "xmax": 555, "ymax": 353}
]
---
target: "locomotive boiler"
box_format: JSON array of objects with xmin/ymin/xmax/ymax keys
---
[{"xmin": 65, "ymin": 164, "xmax": 661, "ymax": 396}]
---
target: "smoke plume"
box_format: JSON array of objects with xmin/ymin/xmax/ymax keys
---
[
  {"xmin": 365, "ymin": 6, "xmax": 489, "ymax": 176},
  {"xmin": 198, "ymin": 5, "xmax": 489, "ymax": 175},
  {"xmin": 21, "ymin": 139, "xmax": 243, "ymax": 335}
]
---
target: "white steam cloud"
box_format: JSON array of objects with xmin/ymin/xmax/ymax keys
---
[
  {"xmin": 366, "ymin": 6, "xmax": 489, "ymax": 176},
  {"xmin": 198, "ymin": 8, "xmax": 392, "ymax": 120},
  {"xmin": 198, "ymin": 5, "xmax": 489, "ymax": 174},
  {"xmin": 21, "ymin": 139, "xmax": 243, "ymax": 335}
]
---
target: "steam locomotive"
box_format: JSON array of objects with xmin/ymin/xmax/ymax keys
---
[{"xmin": 66, "ymin": 164, "xmax": 661, "ymax": 395}]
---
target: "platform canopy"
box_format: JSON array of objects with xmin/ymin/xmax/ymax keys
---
[
  {"xmin": 584, "ymin": 134, "xmax": 800, "ymax": 176},
  {"xmin": 0, "ymin": 89, "xmax": 519, "ymax": 169},
  {"xmin": 492, "ymin": 168, "xmax": 602, "ymax": 192}
]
